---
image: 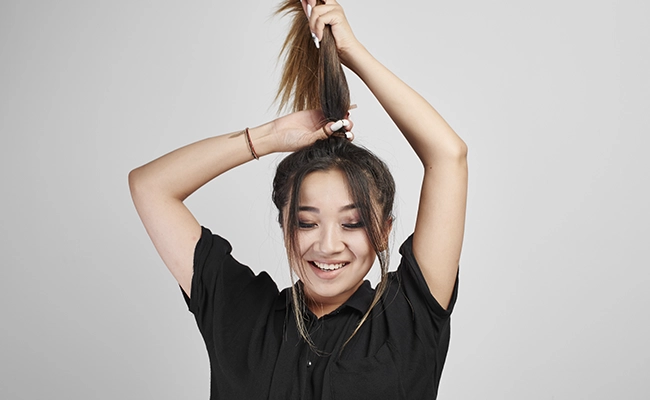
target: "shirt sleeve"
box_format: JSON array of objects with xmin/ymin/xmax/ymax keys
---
[
  {"xmin": 395, "ymin": 234, "xmax": 459, "ymax": 338},
  {"xmin": 182, "ymin": 226, "xmax": 279, "ymax": 343},
  {"xmin": 372, "ymin": 235, "xmax": 458, "ymax": 398}
]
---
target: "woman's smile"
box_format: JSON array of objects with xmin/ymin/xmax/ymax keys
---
[{"xmin": 311, "ymin": 261, "xmax": 348, "ymax": 271}]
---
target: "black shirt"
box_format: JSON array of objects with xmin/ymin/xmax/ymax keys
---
[{"xmin": 183, "ymin": 227, "xmax": 458, "ymax": 399}]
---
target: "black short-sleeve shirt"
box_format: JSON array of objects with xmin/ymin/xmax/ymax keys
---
[{"xmin": 183, "ymin": 227, "xmax": 458, "ymax": 399}]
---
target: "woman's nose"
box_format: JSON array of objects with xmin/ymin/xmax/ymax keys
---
[{"xmin": 316, "ymin": 225, "xmax": 345, "ymax": 254}]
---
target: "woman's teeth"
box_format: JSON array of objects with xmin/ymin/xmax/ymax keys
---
[{"xmin": 312, "ymin": 261, "xmax": 347, "ymax": 271}]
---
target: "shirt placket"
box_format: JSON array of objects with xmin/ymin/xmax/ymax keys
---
[{"xmin": 301, "ymin": 316, "xmax": 323, "ymax": 397}]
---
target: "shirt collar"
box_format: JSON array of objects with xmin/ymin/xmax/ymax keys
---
[
  {"xmin": 275, "ymin": 280, "xmax": 374, "ymax": 315},
  {"xmin": 342, "ymin": 280, "xmax": 374, "ymax": 314}
]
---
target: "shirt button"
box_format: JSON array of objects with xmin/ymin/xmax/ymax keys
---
[{"xmin": 307, "ymin": 360, "xmax": 313, "ymax": 368}]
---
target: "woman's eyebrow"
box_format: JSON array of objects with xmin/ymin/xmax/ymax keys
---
[{"xmin": 297, "ymin": 204, "xmax": 357, "ymax": 213}]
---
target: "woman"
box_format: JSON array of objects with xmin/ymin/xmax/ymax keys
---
[{"xmin": 129, "ymin": 0, "xmax": 467, "ymax": 398}]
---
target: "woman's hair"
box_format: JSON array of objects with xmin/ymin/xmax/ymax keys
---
[
  {"xmin": 276, "ymin": 0, "xmax": 349, "ymax": 122},
  {"xmin": 274, "ymin": 0, "xmax": 396, "ymax": 348}
]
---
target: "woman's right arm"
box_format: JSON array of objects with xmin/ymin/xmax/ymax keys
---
[{"xmin": 129, "ymin": 111, "xmax": 347, "ymax": 295}]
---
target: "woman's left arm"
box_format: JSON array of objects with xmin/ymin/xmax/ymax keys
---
[
  {"xmin": 309, "ymin": 0, "xmax": 468, "ymax": 309},
  {"xmin": 355, "ymin": 52, "xmax": 467, "ymax": 310}
]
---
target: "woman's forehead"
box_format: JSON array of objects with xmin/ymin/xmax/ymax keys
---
[{"xmin": 298, "ymin": 170, "xmax": 354, "ymax": 208}]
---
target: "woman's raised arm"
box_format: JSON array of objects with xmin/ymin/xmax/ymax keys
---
[
  {"xmin": 308, "ymin": 0, "xmax": 468, "ymax": 309},
  {"xmin": 129, "ymin": 111, "xmax": 349, "ymax": 295}
]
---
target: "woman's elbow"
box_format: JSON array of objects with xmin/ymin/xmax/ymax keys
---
[
  {"xmin": 128, "ymin": 166, "xmax": 149, "ymax": 200},
  {"xmin": 427, "ymin": 139, "xmax": 468, "ymax": 167},
  {"xmin": 453, "ymin": 139, "xmax": 468, "ymax": 160}
]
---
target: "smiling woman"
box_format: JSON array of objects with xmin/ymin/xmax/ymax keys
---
[
  {"xmin": 129, "ymin": 0, "xmax": 467, "ymax": 398},
  {"xmin": 272, "ymin": 134, "xmax": 396, "ymax": 345}
]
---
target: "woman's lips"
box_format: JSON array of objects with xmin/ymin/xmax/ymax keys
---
[{"xmin": 310, "ymin": 261, "xmax": 348, "ymax": 271}]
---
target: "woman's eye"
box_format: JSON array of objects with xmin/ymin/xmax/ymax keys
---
[
  {"xmin": 343, "ymin": 222, "xmax": 364, "ymax": 229},
  {"xmin": 298, "ymin": 221, "xmax": 316, "ymax": 229}
]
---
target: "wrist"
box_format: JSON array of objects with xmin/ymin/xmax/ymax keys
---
[
  {"xmin": 340, "ymin": 41, "xmax": 372, "ymax": 75},
  {"xmin": 247, "ymin": 123, "xmax": 279, "ymax": 158}
]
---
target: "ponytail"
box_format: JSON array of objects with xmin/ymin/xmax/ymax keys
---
[{"xmin": 276, "ymin": 0, "xmax": 350, "ymax": 130}]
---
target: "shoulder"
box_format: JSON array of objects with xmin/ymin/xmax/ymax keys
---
[
  {"xmin": 385, "ymin": 234, "xmax": 459, "ymax": 318},
  {"xmin": 188, "ymin": 226, "xmax": 279, "ymax": 315},
  {"xmin": 195, "ymin": 226, "xmax": 233, "ymax": 258}
]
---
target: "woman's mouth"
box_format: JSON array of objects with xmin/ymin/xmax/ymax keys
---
[{"xmin": 310, "ymin": 261, "xmax": 348, "ymax": 271}]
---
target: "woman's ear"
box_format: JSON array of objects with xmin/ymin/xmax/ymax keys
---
[{"xmin": 386, "ymin": 217, "xmax": 393, "ymax": 234}]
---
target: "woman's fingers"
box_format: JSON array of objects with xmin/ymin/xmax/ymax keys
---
[
  {"xmin": 308, "ymin": 4, "xmax": 338, "ymax": 39},
  {"xmin": 300, "ymin": 0, "xmax": 359, "ymax": 60},
  {"xmin": 308, "ymin": 3, "xmax": 359, "ymax": 56},
  {"xmin": 323, "ymin": 118, "xmax": 354, "ymax": 141},
  {"xmin": 307, "ymin": 2, "xmax": 346, "ymax": 36},
  {"xmin": 330, "ymin": 118, "xmax": 352, "ymax": 132},
  {"xmin": 300, "ymin": 0, "xmax": 308, "ymax": 18},
  {"xmin": 300, "ymin": 0, "xmax": 322, "ymax": 48}
]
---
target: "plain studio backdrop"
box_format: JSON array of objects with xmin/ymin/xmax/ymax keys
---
[{"xmin": 1, "ymin": 0, "xmax": 648, "ymax": 398}]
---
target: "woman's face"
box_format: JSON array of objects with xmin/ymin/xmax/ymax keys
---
[{"xmin": 292, "ymin": 169, "xmax": 376, "ymax": 316}]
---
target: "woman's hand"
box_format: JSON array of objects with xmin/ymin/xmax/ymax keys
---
[
  {"xmin": 269, "ymin": 109, "xmax": 354, "ymax": 153},
  {"xmin": 300, "ymin": 0, "xmax": 364, "ymax": 67}
]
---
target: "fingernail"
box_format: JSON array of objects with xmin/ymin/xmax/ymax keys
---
[
  {"xmin": 307, "ymin": 4, "xmax": 312, "ymax": 18},
  {"xmin": 330, "ymin": 120, "xmax": 344, "ymax": 132},
  {"xmin": 345, "ymin": 131, "xmax": 353, "ymax": 140},
  {"xmin": 311, "ymin": 32, "xmax": 320, "ymax": 49},
  {"xmin": 341, "ymin": 119, "xmax": 350, "ymax": 127}
]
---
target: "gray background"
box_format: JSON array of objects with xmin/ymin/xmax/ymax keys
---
[{"xmin": 1, "ymin": 0, "xmax": 648, "ymax": 398}]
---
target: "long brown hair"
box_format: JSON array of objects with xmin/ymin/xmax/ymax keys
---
[
  {"xmin": 274, "ymin": 0, "xmax": 395, "ymax": 350},
  {"xmin": 276, "ymin": 0, "xmax": 350, "ymax": 124}
]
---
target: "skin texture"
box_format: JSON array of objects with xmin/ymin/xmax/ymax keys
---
[
  {"xmin": 294, "ymin": 169, "xmax": 377, "ymax": 316},
  {"xmin": 129, "ymin": 0, "xmax": 467, "ymax": 314}
]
